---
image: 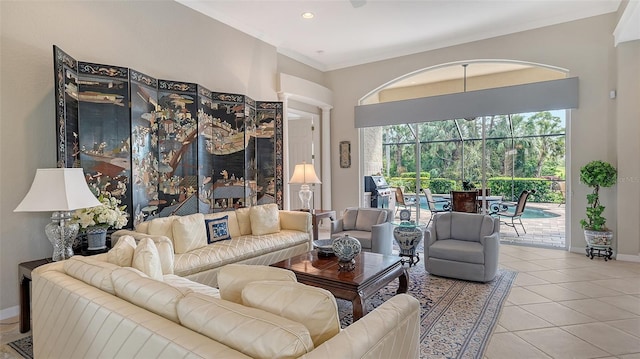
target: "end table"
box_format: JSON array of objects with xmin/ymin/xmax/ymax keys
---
[{"xmin": 19, "ymin": 258, "xmax": 52, "ymax": 333}]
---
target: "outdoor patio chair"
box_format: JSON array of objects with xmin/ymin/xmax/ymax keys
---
[
  {"xmin": 395, "ymin": 187, "xmax": 417, "ymax": 215},
  {"xmin": 490, "ymin": 189, "xmax": 536, "ymax": 236},
  {"xmin": 422, "ymin": 188, "xmax": 451, "ymax": 228}
]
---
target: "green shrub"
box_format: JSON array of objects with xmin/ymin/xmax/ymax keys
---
[
  {"xmin": 429, "ymin": 178, "xmax": 456, "ymax": 194},
  {"xmin": 486, "ymin": 177, "xmax": 555, "ymax": 202},
  {"xmin": 387, "ymin": 176, "xmax": 430, "ymax": 192}
]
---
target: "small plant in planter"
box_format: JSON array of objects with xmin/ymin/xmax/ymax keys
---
[{"xmin": 579, "ymin": 160, "xmax": 617, "ymax": 247}]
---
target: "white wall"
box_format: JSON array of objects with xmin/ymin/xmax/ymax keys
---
[
  {"xmin": 326, "ymin": 14, "xmax": 639, "ymax": 259},
  {"xmin": 0, "ymin": 0, "xmax": 298, "ymax": 317}
]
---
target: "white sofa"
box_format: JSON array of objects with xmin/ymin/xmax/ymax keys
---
[
  {"xmin": 112, "ymin": 204, "xmax": 313, "ymax": 286},
  {"xmin": 32, "ymin": 256, "xmax": 421, "ymax": 359}
]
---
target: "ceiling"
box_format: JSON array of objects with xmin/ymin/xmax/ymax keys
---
[{"xmin": 176, "ymin": 0, "xmax": 626, "ymax": 72}]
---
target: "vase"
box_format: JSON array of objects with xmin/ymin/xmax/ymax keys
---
[
  {"xmin": 86, "ymin": 227, "xmax": 108, "ymax": 250},
  {"xmin": 332, "ymin": 234, "xmax": 361, "ymax": 271},
  {"xmin": 584, "ymin": 229, "xmax": 613, "ymax": 248},
  {"xmin": 393, "ymin": 222, "xmax": 423, "ymax": 266}
]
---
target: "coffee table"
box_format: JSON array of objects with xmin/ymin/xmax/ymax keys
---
[{"xmin": 272, "ymin": 251, "xmax": 408, "ymax": 321}]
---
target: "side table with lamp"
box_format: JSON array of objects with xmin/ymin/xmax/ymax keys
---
[{"xmin": 14, "ymin": 168, "xmax": 102, "ymax": 332}]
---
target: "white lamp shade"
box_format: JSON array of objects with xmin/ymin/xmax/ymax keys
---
[
  {"xmin": 289, "ymin": 163, "xmax": 321, "ymax": 184},
  {"xmin": 14, "ymin": 168, "xmax": 102, "ymax": 212}
]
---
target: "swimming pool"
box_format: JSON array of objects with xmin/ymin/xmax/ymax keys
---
[{"xmin": 418, "ymin": 197, "xmax": 560, "ymax": 219}]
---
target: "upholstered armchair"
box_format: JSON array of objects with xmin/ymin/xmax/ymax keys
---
[
  {"xmin": 331, "ymin": 207, "xmax": 394, "ymax": 255},
  {"xmin": 424, "ymin": 212, "xmax": 500, "ymax": 282}
]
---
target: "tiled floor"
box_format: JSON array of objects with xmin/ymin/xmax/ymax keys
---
[{"xmin": 486, "ymin": 245, "xmax": 640, "ymax": 359}]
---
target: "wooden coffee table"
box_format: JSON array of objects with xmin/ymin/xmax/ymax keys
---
[{"xmin": 272, "ymin": 251, "xmax": 409, "ymax": 321}]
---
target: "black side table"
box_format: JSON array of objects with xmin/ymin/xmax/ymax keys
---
[{"xmin": 18, "ymin": 258, "xmax": 52, "ymax": 333}]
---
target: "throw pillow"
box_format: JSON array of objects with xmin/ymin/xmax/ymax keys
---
[
  {"xmin": 249, "ymin": 203, "xmax": 280, "ymax": 235},
  {"xmin": 204, "ymin": 211, "xmax": 241, "ymax": 238},
  {"xmin": 235, "ymin": 207, "xmax": 252, "ymax": 235},
  {"xmin": 204, "ymin": 215, "xmax": 231, "ymax": 243},
  {"xmin": 107, "ymin": 235, "xmax": 137, "ymax": 267},
  {"xmin": 146, "ymin": 216, "xmax": 175, "ymax": 238},
  {"xmin": 355, "ymin": 208, "xmax": 387, "ymax": 231},
  {"xmin": 242, "ymin": 280, "xmax": 340, "ymax": 347},
  {"xmin": 172, "ymin": 213, "xmax": 207, "ymax": 254},
  {"xmin": 132, "ymin": 238, "xmax": 163, "ymax": 281},
  {"xmin": 342, "ymin": 208, "xmax": 358, "ymax": 230}
]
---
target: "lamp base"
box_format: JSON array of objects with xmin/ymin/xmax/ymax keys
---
[
  {"xmin": 298, "ymin": 184, "xmax": 313, "ymax": 211},
  {"xmin": 45, "ymin": 211, "xmax": 79, "ymax": 261}
]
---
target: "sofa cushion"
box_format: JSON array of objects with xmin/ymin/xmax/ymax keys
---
[
  {"xmin": 242, "ymin": 280, "xmax": 340, "ymax": 347},
  {"xmin": 204, "ymin": 211, "xmax": 241, "ymax": 238},
  {"xmin": 107, "ymin": 235, "xmax": 136, "ymax": 267},
  {"xmin": 172, "ymin": 213, "xmax": 207, "ymax": 253},
  {"xmin": 132, "ymin": 238, "xmax": 163, "ymax": 281},
  {"xmin": 173, "ymin": 230, "xmax": 310, "ymax": 277},
  {"xmin": 178, "ymin": 293, "xmax": 314, "ymax": 359},
  {"xmin": 111, "ymin": 267, "xmax": 190, "ymax": 323},
  {"xmin": 205, "ymin": 215, "xmax": 232, "ymax": 243},
  {"xmin": 163, "ymin": 274, "xmax": 221, "ymax": 298},
  {"xmin": 342, "ymin": 208, "xmax": 358, "ymax": 230},
  {"xmin": 250, "ymin": 204, "xmax": 281, "ymax": 235},
  {"xmin": 147, "ymin": 216, "xmax": 175, "ymax": 238},
  {"xmin": 153, "ymin": 236, "xmax": 175, "ymax": 275},
  {"xmin": 64, "ymin": 256, "xmax": 119, "ymax": 295},
  {"xmin": 217, "ymin": 264, "xmax": 297, "ymax": 304},
  {"xmin": 355, "ymin": 208, "xmax": 387, "ymax": 231},
  {"xmin": 429, "ymin": 239, "xmax": 485, "ymax": 264},
  {"xmin": 236, "ymin": 207, "xmax": 252, "ymax": 235},
  {"xmin": 444, "ymin": 213, "xmax": 495, "ymax": 242}
]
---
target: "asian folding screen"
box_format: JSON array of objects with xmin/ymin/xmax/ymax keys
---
[{"xmin": 53, "ymin": 46, "xmax": 283, "ymax": 228}]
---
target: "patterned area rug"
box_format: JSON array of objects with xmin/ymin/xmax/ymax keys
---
[
  {"xmin": 4, "ymin": 265, "xmax": 516, "ymax": 359},
  {"xmin": 337, "ymin": 263, "xmax": 517, "ymax": 359},
  {"xmin": 5, "ymin": 336, "xmax": 31, "ymax": 359}
]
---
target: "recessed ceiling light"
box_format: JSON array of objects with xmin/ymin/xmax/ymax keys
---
[{"xmin": 301, "ymin": 12, "xmax": 314, "ymax": 19}]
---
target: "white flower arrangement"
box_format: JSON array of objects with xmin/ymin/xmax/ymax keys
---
[{"xmin": 73, "ymin": 193, "xmax": 128, "ymax": 230}]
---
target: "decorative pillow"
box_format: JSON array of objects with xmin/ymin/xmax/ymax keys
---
[
  {"xmin": 132, "ymin": 238, "xmax": 163, "ymax": 281},
  {"xmin": 172, "ymin": 213, "xmax": 207, "ymax": 254},
  {"xmin": 204, "ymin": 211, "xmax": 241, "ymax": 238},
  {"xmin": 147, "ymin": 216, "xmax": 176, "ymax": 238},
  {"xmin": 205, "ymin": 215, "xmax": 231, "ymax": 243},
  {"xmin": 355, "ymin": 208, "xmax": 387, "ymax": 231},
  {"xmin": 242, "ymin": 280, "xmax": 341, "ymax": 347},
  {"xmin": 217, "ymin": 264, "xmax": 297, "ymax": 304},
  {"xmin": 107, "ymin": 235, "xmax": 137, "ymax": 267},
  {"xmin": 235, "ymin": 207, "xmax": 252, "ymax": 235},
  {"xmin": 342, "ymin": 208, "xmax": 358, "ymax": 230},
  {"xmin": 249, "ymin": 204, "xmax": 281, "ymax": 235}
]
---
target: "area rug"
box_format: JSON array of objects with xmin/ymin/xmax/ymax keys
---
[
  {"xmin": 5, "ymin": 265, "xmax": 516, "ymax": 359},
  {"xmin": 337, "ymin": 263, "xmax": 517, "ymax": 359}
]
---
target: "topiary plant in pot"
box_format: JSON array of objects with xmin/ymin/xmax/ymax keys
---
[{"xmin": 579, "ymin": 160, "xmax": 617, "ymax": 248}]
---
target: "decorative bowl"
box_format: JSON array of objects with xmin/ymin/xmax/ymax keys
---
[{"xmin": 313, "ymin": 239, "xmax": 335, "ymax": 256}]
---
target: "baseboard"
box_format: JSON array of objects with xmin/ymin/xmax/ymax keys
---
[
  {"xmin": 615, "ymin": 253, "xmax": 640, "ymax": 262},
  {"xmin": 0, "ymin": 305, "xmax": 19, "ymax": 321}
]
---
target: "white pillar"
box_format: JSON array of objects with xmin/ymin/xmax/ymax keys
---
[{"xmin": 321, "ymin": 106, "xmax": 332, "ymax": 210}]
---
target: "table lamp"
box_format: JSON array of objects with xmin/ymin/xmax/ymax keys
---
[
  {"xmin": 289, "ymin": 162, "xmax": 321, "ymax": 211},
  {"xmin": 14, "ymin": 168, "xmax": 102, "ymax": 261}
]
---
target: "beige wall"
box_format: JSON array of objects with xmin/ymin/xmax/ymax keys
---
[
  {"xmin": 326, "ymin": 14, "xmax": 638, "ymax": 258},
  {"xmin": 0, "ymin": 0, "xmax": 300, "ymax": 316}
]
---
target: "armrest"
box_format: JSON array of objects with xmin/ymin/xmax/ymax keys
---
[
  {"xmin": 330, "ymin": 219, "xmax": 345, "ymax": 235},
  {"xmin": 371, "ymin": 222, "xmax": 393, "ymax": 255},
  {"xmin": 481, "ymin": 231, "xmax": 500, "ymax": 278},
  {"xmin": 300, "ymin": 294, "xmax": 420, "ymax": 359}
]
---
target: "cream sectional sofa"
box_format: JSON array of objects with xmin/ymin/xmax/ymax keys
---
[
  {"xmin": 32, "ymin": 256, "xmax": 421, "ymax": 359},
  {"xmin": 112, "ymin": 204, "xmax": 313, "ymax": 286}
]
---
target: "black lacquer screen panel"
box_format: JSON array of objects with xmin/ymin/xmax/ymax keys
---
[{"xmin": 53, "ymin": 46, "xmax": 283, "ymax": 228}]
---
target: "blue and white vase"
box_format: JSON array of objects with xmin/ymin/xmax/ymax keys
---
[
  {"xmin": 332, "ymin": 234, "xmax": 361, "ymax": 271},
  {"xmin": 86, "ymin": 226, "xmax": 108, "ymax": 250}
]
